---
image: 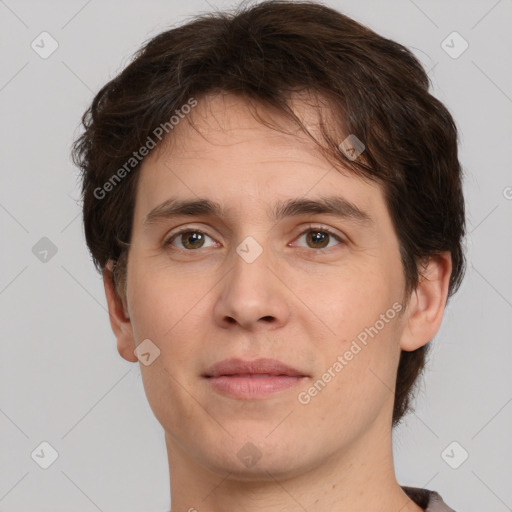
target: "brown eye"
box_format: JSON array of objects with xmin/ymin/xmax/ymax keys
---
[
  {"xmin": 305, "ymin": 230, "xmax": 330, "ymax": 249},
  {"xmin": 295, "ymin": 228, "xmax": 343, "ymax": 250},
  {"xmin": 180, "ymin": 231, "xmax": 205, "ymax": 249},
  {"xmin": 166, "ymin": 230, "xmax": 216, "ymax": 250}
]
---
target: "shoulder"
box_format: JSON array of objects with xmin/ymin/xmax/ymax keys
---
[{"xmin": 401, "ymin": 485, "xmax": 459, "ymax": 512}]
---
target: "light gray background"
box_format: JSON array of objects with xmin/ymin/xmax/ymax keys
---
[{"xmin": 1, "ymin": 0, "xmax": 511, "ymax": 511}]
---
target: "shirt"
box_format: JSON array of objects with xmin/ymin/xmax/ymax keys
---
[{"xmin": 402, "ymin": 486, "xmax": 458, "ymax": 511}]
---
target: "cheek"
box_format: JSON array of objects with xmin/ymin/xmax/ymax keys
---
[
  {"xmin": 293, "ymin": 262, "xmax": 394, "ymax": 338},
  {"xmin": 127, "ymin": 258, "xmax": 210, "ymax": 341},
  {"xmin": 126, "ymin": 259, "xmax": 215, "ymax": 407},
  {"xmin": 126, "ymin": 264, "xmax": 206, "ymax": 428},
  {"xmin": 295, "ymin": 261, "xmax": 402, "ymax": 417},
  {"xmin": 299, "ymin": 320, "xmax": 401, "ymax": 439}
]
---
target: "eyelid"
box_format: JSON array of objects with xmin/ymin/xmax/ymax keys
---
[{"xmin": 304, "ymin": 223, "xmax": 344, "ymax": 239}]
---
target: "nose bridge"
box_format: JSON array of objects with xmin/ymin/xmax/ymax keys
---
[{"xmin": 214, "ymin": 233, "xmax": 289, "ymax": 330}]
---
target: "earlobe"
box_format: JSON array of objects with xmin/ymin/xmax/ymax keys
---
[
  {"xmin": 103, "ymin": 260, "xmax": 138, "ymax": 363},
  {"xmin": 399, "ymin": 252, "xmax": 452, "ymax": 352}
]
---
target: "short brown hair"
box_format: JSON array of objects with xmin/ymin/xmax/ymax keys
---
[{"xmin": 72, "ymin": 0, "xmax": 466, "ymax": 427}]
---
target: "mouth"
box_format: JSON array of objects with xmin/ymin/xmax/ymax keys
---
[{"xmin": 203, "ymin": 358, "xmax": 309, "ymax": 399}]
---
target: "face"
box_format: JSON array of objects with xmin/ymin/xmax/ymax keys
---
[{"xmin": 120, "ymin": 93, "xmax": 410, "ymax": 479}]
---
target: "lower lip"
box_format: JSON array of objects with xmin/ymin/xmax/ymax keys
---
[{"xmin": 206, "ymin": 375, "xmax": 306, "ymax": 399}]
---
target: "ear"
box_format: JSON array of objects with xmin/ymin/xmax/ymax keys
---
[
  {"xmin": 399, "ymin": 252, "xmax": 452, "ymax": 352},
  {"xmin": 103, "ymin": 260, "xmax": 138, "ymax": 363}
]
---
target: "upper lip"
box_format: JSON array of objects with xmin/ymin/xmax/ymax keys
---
[{"xmin": 203, "ymin": 358, "xmax": 307, "ymax": 378}]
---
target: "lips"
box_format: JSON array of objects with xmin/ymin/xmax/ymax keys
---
[
  {"xmin": 204, "ymin": 358, "xmax": 306, "ymax": 378},
  {"xmin": 203, "ymin": 358, "xmax": 308, "ymax": 399}
]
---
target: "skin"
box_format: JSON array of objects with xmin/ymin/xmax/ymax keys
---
[{"xmin": 103, "ymin": 92, "xmax": 451, "ymax": 512}]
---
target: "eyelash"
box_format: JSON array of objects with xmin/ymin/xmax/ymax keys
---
[{"xmin": 163, "ymin": 225, "xmax": 345, "ymax": 251}]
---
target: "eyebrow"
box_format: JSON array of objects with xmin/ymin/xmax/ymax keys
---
[{"xmin": 143, "ymin": 195, "xmax": 374, "ymax": 229}]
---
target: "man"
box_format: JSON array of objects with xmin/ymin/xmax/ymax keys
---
[{"xmin": 73, "ymin": 1, "xmax": 465, "ymax": 510}]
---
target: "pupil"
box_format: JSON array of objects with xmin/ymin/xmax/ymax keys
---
[
  {"xmin": 308, "ymin": 231, "xmax": 328, "ymax": 248},
  {"xmin": 183, "ymin": 232, "xmax": 203, "ymax": 249}
]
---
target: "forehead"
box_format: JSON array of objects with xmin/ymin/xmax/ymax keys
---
[
  {"xmin": 168, "ymin": 93, "xmax": 326, "ymax": 159},
  {"xmin": 152, "ymin": 90, "xmax": 351, "ymax": 169},
  {"xmin": 133, "ymin": 92, "xmax": 386, "ymax": 228}
]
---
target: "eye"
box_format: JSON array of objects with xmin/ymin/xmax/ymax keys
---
[
  {"xmin": 164, "ymin": 229, "xmax": 218, "ymax": 250},
  {"xmin": 164, "ymin": 225, "xmax": 344, "ymax": 252},
  {"xmin": 293, "ymin": 226, "xmax": 344, "ymax": 250}
]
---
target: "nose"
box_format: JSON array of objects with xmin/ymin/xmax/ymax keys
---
[{"xmin": 213, "ymin": 240, "xmax": 291, "ymax": 331}]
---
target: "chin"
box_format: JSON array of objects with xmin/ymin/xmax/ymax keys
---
[
  {"xmin": 205, "ymin": 453, "xmax": 307, "ymax": 482},
  {"xmin": 194, "ymin": 431, "xmax": 318, "ymax": 481}
]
